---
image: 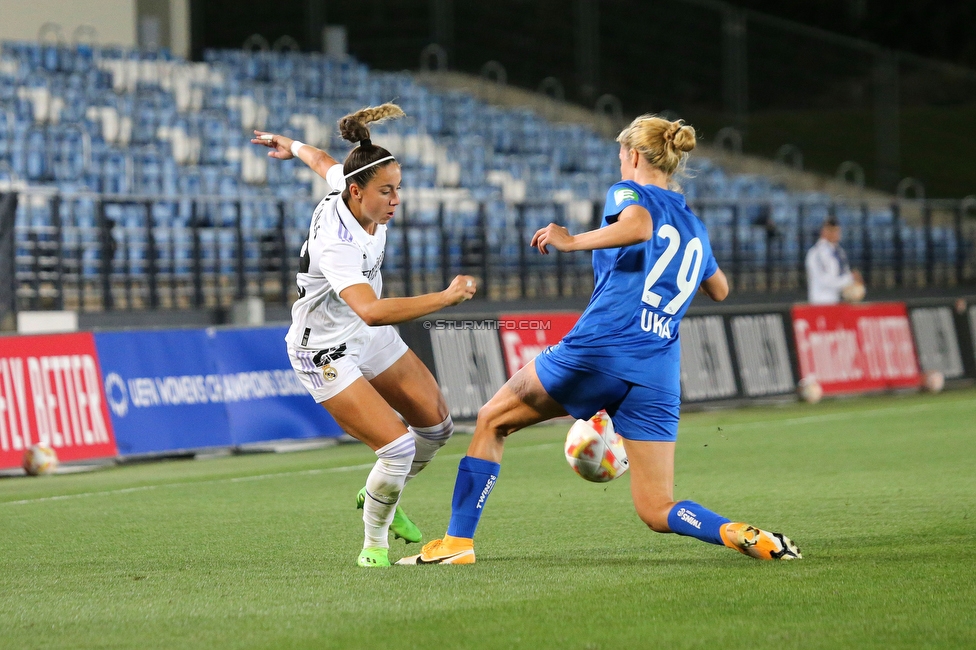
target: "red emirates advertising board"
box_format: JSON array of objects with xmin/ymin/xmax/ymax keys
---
[
  {"xmin": 791, "ymin": 302, "xmax": 920, "ymax": 395},
  {"xmin": 0, "ymin": 333, "xmax": 118, "ymax": 470},
  {"xmin": 498, "ymin": 312, "xmax": 581, "ymax": 377}
]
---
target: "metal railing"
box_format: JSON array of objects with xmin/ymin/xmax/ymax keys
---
[{"xmin": 4, "ymin": 189, "xmax": 976, "ymax": 316}]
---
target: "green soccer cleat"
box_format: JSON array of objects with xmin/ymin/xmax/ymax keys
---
[
  {"xmin": 356, "ymin": 487, "xmax": 423, "ymax": 544},
  {"xmin": 390, "ymin": 506, "xmax": 423, "ymax": 544},
  {"xmin": 357, "ymin": 547, "xmax": 391, "ymax": 568}
]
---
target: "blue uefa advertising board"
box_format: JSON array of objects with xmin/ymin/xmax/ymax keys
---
[
  {"xmin": 208, "ymin": 327, "xmax": 340, "ymax": 445},
  {"xmin": 94, "ymin": 326, "xmax": 342, "ymax": 455}
]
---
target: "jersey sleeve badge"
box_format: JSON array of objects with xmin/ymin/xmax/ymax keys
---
[{"xmin": 614, "ymin": 188, "xmax": 639, "ymax": 206}]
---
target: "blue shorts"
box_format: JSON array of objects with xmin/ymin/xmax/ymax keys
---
[{"xmin": 534, "ymin": 345, "xmax": 680, "ymax": 442}]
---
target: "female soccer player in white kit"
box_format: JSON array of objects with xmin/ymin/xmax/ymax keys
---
[{"xmin": 252, "ymin": 104, "xmax": 476, "ymax": 567}]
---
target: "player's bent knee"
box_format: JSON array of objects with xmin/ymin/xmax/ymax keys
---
[
  {"xmin": 412, "ymin": 414, "xmax": 454, "ymax": 445},
  {"xmin": 375, "ymin": 434, "xmax": 416, "ymax": 475},
  {"xmin": 476, "ymin": 399, "xmax": 502, "ymax": 429},
  {"xmin": 477, "ymin": 400, "xmax": 518, "ymax": 438},
  {"xmin": 435, "ymin": 404, "xmax": 450, "ymax": 423},
  {"xmin": 430, "ymin": 392, "xmax": 450, "ymax": 423}
]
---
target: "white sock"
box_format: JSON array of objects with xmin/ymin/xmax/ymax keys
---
[
  {"xmin": 406, "ymin": 416, "xmax": 454, "ymax": 481},
  {"xmin": 363, "ymin": 433, "xmax": 415, "ymax": 549}
]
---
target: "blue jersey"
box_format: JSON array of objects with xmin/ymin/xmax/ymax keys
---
[{"xmin": 558, "ymin": 181, "xmax": 718, "ymax": 396}]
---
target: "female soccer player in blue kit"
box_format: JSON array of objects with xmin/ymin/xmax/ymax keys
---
[{"xmin": 399, "ymin": 115, "xmax": 801, "ymax": 565}]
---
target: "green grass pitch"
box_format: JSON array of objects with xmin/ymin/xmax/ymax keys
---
[{"xmin": 2, "ymin": 389, "xmax": 974, "ymax": 649}]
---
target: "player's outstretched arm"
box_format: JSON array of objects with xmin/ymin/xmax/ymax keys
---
[
  {"xmin": 250, "ymin": 131, "xmax": 339, "ymax": 181},
  {"xmin": 699, "ymin": 268, "xmax": 729, "ymax": 301},
  {"xmin": 339, "ymin": 276, "xmax": 477, "ymax": 326},
  {"xmin": 531, "ymin": 204, "xmax": 653, "ymax": 254}
]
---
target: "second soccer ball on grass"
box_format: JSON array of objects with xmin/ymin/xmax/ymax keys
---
[{"xmin": 23, "ymin": 444, "xmax": 59, "ymax": 476}]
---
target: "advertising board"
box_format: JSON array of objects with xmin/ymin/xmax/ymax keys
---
[
  {"xmin": 791, "ymin": 303, "xmax": 920, "ymax": 395},
  {"xmin": 0, "ymin": 333, "xmax": 118, "ymax": 469},
  {"xmin": 497, "ymin": 312, "xmax": 580, "ymax": 377},
  {"xmin": 95, "ymin": 327, "xmax": 341, "ymax": 456}
]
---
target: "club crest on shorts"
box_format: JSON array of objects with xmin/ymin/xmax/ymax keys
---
[
  {"xmin": 312, "ymin": 343, "xmax": 346, "ymax": 382},
  {"xmin": 322, "ymin": 364, "xmax": 338, "ymax": 382}
]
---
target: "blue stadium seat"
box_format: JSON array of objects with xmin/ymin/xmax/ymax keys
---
[{"xmin": 4, "ymin": 39, "xmax": 960, "ymax": 289}]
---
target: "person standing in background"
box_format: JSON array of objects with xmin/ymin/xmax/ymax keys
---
[{"xmin": 805, "ymin": 216, "xmax": 864, "ymax": 304}]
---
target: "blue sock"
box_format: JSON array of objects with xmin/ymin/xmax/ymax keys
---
[
  {"xmin": 446, "ymin": 456, "xmax": 501, "ymax": 539},
  {"xmin": 666, "ymin": 500, "xmax": 731, "ymax": 546}
]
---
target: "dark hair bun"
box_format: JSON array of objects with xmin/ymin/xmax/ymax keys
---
[{"xmin": 337, "ymin": 103, "xmax": 406, "ymax": 144}]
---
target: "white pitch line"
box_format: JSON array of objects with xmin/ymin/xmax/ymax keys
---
[
  {"xmin": 5, "ymin": 399, "xmax": 961, "ymax": 506},
  {"xmin": 1, "ymin": 443, "xmax": 560, "ymax": 507},
  {"xmin": 681, "ymin": 399, "xmax": 973, "ymax": 433},
  {"xmin": 0, "ymin": 463, "xmax": 374, "ymax": 507}
]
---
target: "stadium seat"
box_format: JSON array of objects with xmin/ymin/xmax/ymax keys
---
[{"xmin": 2, "ymin": 39, "xmax": 959, "ymax": 299}]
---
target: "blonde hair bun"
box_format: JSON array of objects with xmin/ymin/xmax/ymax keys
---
[
  {"xmin": 671, "ymin": 124, "xmax": 696, "ymax": 153},
  {"xmin": 616, "ymin": 114, "xmax": 696, "ymax": 181}
]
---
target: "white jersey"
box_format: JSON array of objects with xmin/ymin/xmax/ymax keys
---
[
  {"xmin": 805, "ymin": 237, "xmax": 853, "ymax": 305},
  {"xmin": 285, "ymin": 165, "xmax": 387, "ymax": 350}
]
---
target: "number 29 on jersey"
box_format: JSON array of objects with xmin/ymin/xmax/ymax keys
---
[{"xmin": 641, "ymin": 224, "xmax": 703, "ymax": 315}]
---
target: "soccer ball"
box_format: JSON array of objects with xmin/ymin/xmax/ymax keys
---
[
  {"xmin": 22, "ymin": 444, "xmax": 58, "ymax": 476},
  {"xmin": 797, "ymin": 377, "xmax": 823, "ymax": 404},
  {"xmin": 564, "ymin": 412, "xmax": 629, "ymax": 483},
  {"xmin": 922, "ymin": 370, "xmax": 945, "ymax": 393},
  {"xmin": 841, "ymin": 282, "xmax": 866, "ymax": 303}
]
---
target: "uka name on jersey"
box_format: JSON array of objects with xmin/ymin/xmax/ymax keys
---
[{"xmin": 640, "ymin": 308, "xmax": 674, "ymax": 340}]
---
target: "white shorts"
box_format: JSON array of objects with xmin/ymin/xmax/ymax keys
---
[{"xmin": 288, "ymin": 325, "xmax": 409, "ymax": 403}]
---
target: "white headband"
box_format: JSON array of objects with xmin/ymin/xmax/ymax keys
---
[{"xmin": 344, "ymin": 155, "xmax": 396, "ymax": 180}]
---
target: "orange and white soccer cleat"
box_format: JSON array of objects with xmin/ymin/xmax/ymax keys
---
[
  {"xmin": 394, "ymin": 535, "xmax": 476, "ymax": 565},
  {"xmin": 720, "ymin": 523, "xmax": 802, "ymax": 560}
]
